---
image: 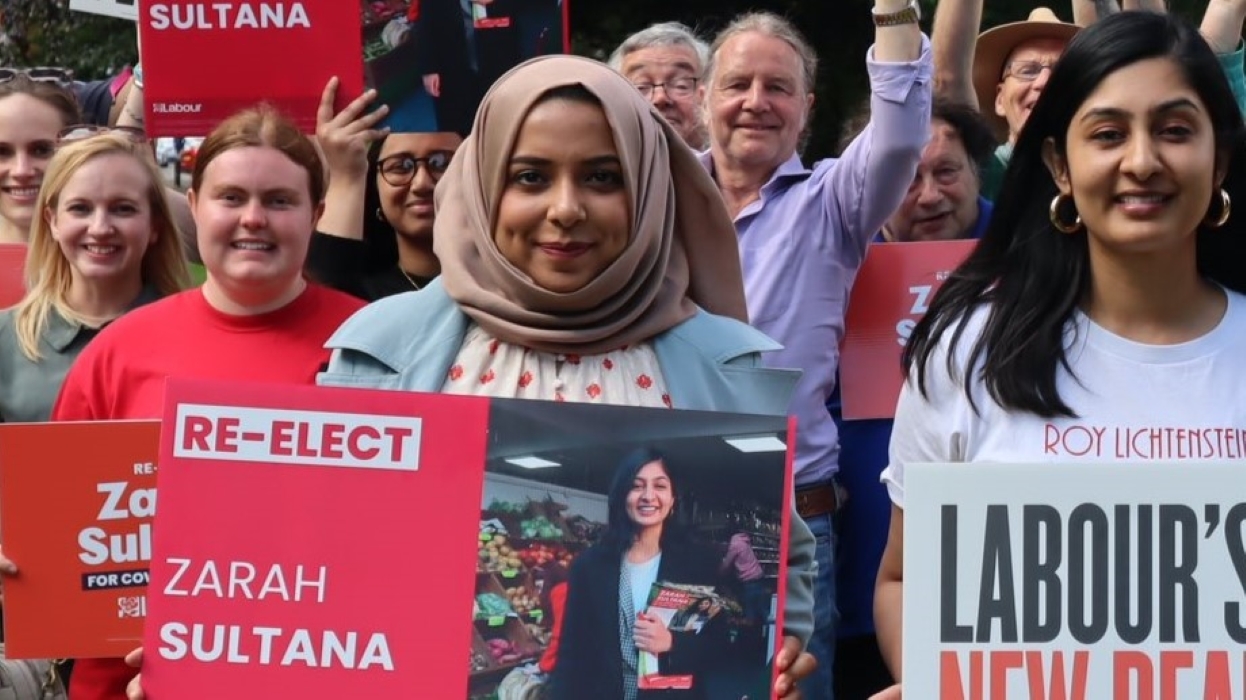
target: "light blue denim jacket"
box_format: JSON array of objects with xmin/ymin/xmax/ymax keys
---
[{"xmin": 315, "ymin": 280, "xmax": 817, "ymax": 646}]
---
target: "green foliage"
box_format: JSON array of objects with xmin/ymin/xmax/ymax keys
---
[{"xmin": 0, "ymin": 0, "xmax": 136, "ymax": 80}]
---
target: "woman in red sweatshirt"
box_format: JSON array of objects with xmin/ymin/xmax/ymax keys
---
[{"xmin": 49, "ymin": 103, "xmax": 365, "ymax": 700}]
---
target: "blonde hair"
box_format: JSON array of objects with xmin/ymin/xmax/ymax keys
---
[{"xmin": 13, "ymin": 133, "xmax": 191, "ymax": 360}]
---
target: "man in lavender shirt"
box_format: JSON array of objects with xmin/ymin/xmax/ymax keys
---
[{"xmin": 701, "ymin": 6, "xmax": 931, "ymax": 697}]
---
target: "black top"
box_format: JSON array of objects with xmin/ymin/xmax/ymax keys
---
[{"xmin": 304, "ymin": 232, "xmax": 435, "ymax": 302}]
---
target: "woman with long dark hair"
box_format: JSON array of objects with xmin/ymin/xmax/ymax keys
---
[
  {"xmin": 549, "ymin": 448, "xmax": 730, "ymax": 699},
  {"xmin": 872, "ymin": 12, "xmax": 1246, "ymax": 699}
]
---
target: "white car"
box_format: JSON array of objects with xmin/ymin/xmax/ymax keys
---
[
  {"xmin": 154, "ymin": 137, "xmax": 205, "ymax": 168},
  {"xmin": 155, "ymin": 138, "xmax": 180, "ymax": 167}
]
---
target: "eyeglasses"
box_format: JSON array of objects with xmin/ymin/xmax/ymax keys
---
[
  {"xmin": 0, "ymin": 67, "xmax": 74, "ymax": 84},
  {"xmin": 1003, "ymin": 60, "xmax": 1056, "ymax": 82},
  {"xmin": 631, "ymin": 77, "xmax": 699, "ymax": 100},
  {"xmin": 378, "ymin": 151, "xmax": 454, "ymax": 187},
  {"xmin": 57, "ymin": 125, "xmax": 148, "ymax": 145}
]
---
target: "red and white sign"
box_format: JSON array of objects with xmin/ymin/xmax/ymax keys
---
[
  {"xmin": 904, "ymin": 461, "xmax": 1246, "ymax": 699},
  {"xmin": 839, "ymin": 240, "xmax": 976, "ymax": 420},
  {"xmin": 0, "ymin": 421, "xmax": 161, "ymax": 659},
  {"xmin": 140, "ymin": 378, "xmax": 489, "ymax": 697},
  {"xmin": 139, "ymin": 1, "xmax": 363, "ymax": 135}
]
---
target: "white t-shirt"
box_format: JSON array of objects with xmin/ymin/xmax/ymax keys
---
[
  {"xmin": 882, "ymin": 288, "xmax": 1246, "ymax": 508},
  {"xmin": 626, "ymin": 552, "xmax": 662, "ymax": 616}
]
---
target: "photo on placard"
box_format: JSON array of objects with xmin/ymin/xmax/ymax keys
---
[
  {"xmin": 470, "ymin": 399, "xmax": 791, "ymax": 699},
  {"xmin": 362, "ymin": 0, "xmax": 568, "ymax": 134}
]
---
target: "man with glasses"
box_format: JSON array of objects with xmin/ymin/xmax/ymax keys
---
[
  {"xmin": 935, "ymin": 2, "xmax": 1246, "ymax": 200},
  {"xmin": 696, "ymin": 9, "xmax": 930, "ymax": 698},
  {"xmin": 609, "ymin": 22, "xmax": 710, "ymax": 151},
  {"xmin": 967, "ymin": 7, "xmax": 1079, "ymax": 198}
]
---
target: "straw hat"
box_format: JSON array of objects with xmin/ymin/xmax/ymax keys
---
[{"xmin": 972, "ymin": 7, "xmax": 1081, "ymax": 139}]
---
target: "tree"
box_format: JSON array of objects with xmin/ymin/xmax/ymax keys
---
[{"xmin": 0, "ymin": 0, "xmax": 136, "ymax": 80}]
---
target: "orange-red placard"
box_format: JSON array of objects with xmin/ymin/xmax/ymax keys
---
[
  {"xmin": 0, "ymin": 420, "xmax": 160, "ymax": 659},
  {"xmin": 839, "ymin": 240, "xmax": 976, "ymax": 420}
]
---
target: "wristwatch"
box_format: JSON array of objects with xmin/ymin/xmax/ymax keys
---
[{"xmin": 872, "ymin": 0, "xmax": 921, "ymax": 26}]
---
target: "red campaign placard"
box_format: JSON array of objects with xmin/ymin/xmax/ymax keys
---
[
  {"xmin": 140, "ymin": 378, "xmax": 490, "ymax": 698},
  {"xmin": 0, "ymin": 243, "xmax": 25, "ymax": 308},
  {"xmin": 139, "ymin": 1, "xmax": 364, "ymax": 136},
  {"xmin": 0, "ymin": 421, "xmax": 161, "ymax": 659},
  {"xmin": 839, "ymin": 240, "xmax": 977, "ymax": 420}
]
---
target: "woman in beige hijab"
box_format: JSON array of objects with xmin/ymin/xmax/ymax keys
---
[{"xmin": 322, "ymin": 54, "xmax": 816, "ymax": 697}]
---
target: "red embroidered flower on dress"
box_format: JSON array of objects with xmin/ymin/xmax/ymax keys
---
[
  {"xmin": 448, "ymin": 365, "xmax": 464, "ymax": 381},
  {"xmin": 480, "ymin": 369, "xmax": 496, "ymax": 385},
  {"xmin": 662, "ymin": 394, "xmax": 672, "ymax": 408},
  {"xmin": 565, "ymin": 354, "xmax": 582, "ymax": 365},
  {"xmin": 602, "ymin": 358, "xmax": 614, "ymax": 370},
  {"xmin": 636, "ymin": 374, "xmax": 653, "ymax": 390},
  {"xmin": 586, "ymin": 383, "xmax": 602, "ymax": 399},
  {"xmin": 554, "ymin": 392, "xmax": 566, "ymax": 402},
  {"xmin": 518, "ymin": 371, "xmax": 533, "ymax": 389},
  {"xmin": 488, "ymin": 338, "xmax": 501, "ymax": 355}
]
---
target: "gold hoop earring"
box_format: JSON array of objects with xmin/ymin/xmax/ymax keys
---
[
  {"xmin": 1205, "ymin": 188, "xmax": 1231, "ymax": 229},
  {"xmin": 1049, "ymin": 193, "xmax": 1082, "ymax": 234}
]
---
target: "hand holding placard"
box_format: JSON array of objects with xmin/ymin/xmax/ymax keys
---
[
  {"xmin": 124, "ymin": 647, "xmax": 144, "ymax": 700},
  {"xmin": 773, "ymin": 637, "xmax": 817, "ymax": 698},
  {"xmin": 314, "ymin": 79, "xmax": 389, "ymax": 183}
]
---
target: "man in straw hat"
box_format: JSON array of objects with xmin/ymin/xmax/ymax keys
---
[
  {"xmin": 934, "ymin": 0, "xmax": 1246, "ymax": 200},
  {"xmin": 971, "ymin": 7, "xmax": 1079, "ymax": 148},
  {"xmin": 943, "ymin": 5, "xmax": 1080, "ymax": 199}
]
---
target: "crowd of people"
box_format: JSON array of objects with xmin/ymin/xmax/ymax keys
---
[{"xmin": 1, "ymin": 0, "xmax": 1245, "ymax": 698}]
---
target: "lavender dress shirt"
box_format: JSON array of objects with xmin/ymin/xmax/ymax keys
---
[{"xmin": 702, "ymin": 37, "xmax": 933, "ymax": 486}]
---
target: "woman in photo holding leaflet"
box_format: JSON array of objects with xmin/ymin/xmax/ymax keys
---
[{"xmin": 550, "ymin": 449, "xmax": 731, "ymax": 700}]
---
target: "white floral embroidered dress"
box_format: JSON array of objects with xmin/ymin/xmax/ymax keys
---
[{"xmin": 441, "ymin": 325, "xmax": 672, "ymax": 408}]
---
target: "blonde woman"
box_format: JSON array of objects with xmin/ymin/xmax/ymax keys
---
[
  {"xmin": 0, "ymin": 132, "xmax": 189, "ymax": 422},
  {"xmin": 0, "ymin": 132, "xmax": 188, "ymax": 697}
]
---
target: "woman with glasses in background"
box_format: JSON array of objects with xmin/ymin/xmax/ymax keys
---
[
  {"xmin": 0, "ymin": 72, "xmax": 82, "ymax": 244},
  {"xmin": 306, "ymin": 78, "xmax": 462, "ymax": 301}
]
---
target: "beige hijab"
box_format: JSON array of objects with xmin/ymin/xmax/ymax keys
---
[{"xmin": 433, "ymin": 54, "xmax": 747, "ymax": 356}]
